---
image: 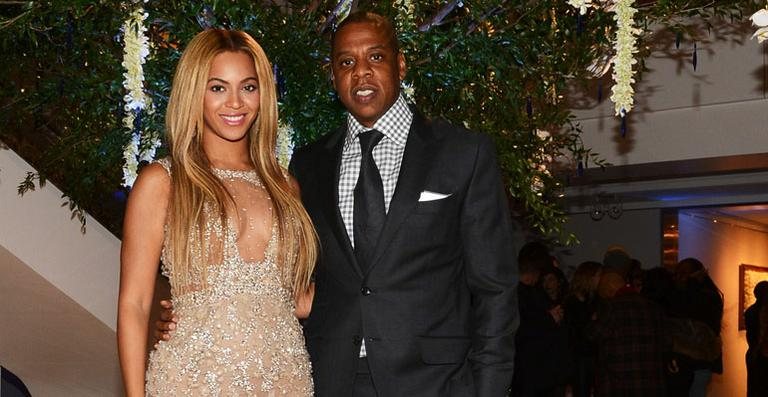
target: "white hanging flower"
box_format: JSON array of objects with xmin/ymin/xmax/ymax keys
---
[
  {"xmin": 568, "ymin": 0, "xmax": 595, "ymax": 15},
  {"xmin": 276, "ymin": 121, "xmax": 295, "ymax": 169},
  {"xmin": 401, "ymin": 80, "xmax": 416, "ymax": 104},
  {"xmin": 752, "ymin": 8, "xmax": 768, "ymax": 26},
  {"xmin": 121, "ymin": 8, "xmax": 151, "ymax": 112},
  {"xmin": 122, "ymin": 123, "xmax": 140, "ymax": 186},
  {"xmin": 140, "ymin": 134, "xmax": 162, "ymax": 163},
  {"xmin": 531, "ymin": 175, "xmax": 545, "ymax": 193},
  {"xmin": 121, "ymin": 5, "xmax": 157, "ymax": 187},
  {"xmin": 754, "ymin": 27, "xmax": 768, "ymax": 43},
  {"xmin": 609, "ymin": 0, "xmax": 640, "ymax": 117},
  {"xmin": 535, "ymin": 129, "xmax": 551, "ymax": 140},
  {"xmin": 751, "ymin": 8, "xmax": 768, "ymax": 43}
]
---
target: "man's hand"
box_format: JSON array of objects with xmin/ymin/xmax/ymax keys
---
[
  {"xmin": 295, "ymin": 282, "xmax": 315, "ymax": 319},
  {"xmin": 154, "ymin": 300, "xmax": 177, "ymax": 343}
]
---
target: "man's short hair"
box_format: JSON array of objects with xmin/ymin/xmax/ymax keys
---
[
  {"xmin": 331, "ymin": 11, "xmax": 400, "ymax": 55},
  {"xmin": 755, "ymin": 280, "xmax": 768, "ymax": 301},
  {"xmin": 517, "ymin": 241, "xmax": 551, "ymax": 275}
]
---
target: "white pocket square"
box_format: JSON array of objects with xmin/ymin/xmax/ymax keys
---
[{"xmin": 418, "ymin": 190, "xmax": 451, "ymax": 202}]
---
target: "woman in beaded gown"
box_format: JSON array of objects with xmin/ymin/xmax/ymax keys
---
[{"xmin": 117, "ymin": 29, "xmax": 317, "ymax": 396}]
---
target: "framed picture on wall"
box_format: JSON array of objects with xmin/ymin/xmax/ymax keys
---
[{"xmin": 739, "ymin": 264, "xmax": 768, "ymax": 330}]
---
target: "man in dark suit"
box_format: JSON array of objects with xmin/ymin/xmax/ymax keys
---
[
  {"xmin": 290, "ymin": 11, "xmax": 519, "ymax": 396},
  {"xmin": 156, "ymin": 11, "xmax": 518, "ymax": 396}
]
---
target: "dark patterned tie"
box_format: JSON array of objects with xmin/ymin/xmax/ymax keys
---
[{"xmin": 354, "ymin": 129, "xmax": 385, "ymax": 272}]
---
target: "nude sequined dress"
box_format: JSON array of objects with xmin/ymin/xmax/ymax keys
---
[{"xmin": 146, "ymin": 159, "xmax": 313, "ymax": 396}]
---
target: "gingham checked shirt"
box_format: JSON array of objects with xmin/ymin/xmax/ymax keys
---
[
  {"xmin": 339, "ymin": 95, "xmax": 413, "ymax": 247},
  {"xmin": 338, "ymin": 95, "xmax": 413, "ymax": 358}
]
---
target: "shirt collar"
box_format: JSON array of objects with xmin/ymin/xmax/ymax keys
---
[{"xmin": 345, "ymin": 95, "xmax": 413, "ymax": 149}]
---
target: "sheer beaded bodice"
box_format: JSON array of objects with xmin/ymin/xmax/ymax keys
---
[{"xmin": 146, "ymin": 159, "xmax": 312, "ymax": 396}]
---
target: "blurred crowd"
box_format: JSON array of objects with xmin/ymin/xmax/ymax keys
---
[{"xmin": 510, "ymin": 242, "xmax": 727, "ymax": 397}]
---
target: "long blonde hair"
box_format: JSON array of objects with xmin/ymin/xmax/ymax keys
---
[{"xmin": 164, "ymin": 29, "xmax": 317, "ymax": 297}]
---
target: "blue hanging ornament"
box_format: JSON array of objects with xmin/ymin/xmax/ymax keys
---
[
  {"xmin": 273, "ymin": 64, "xmax": 287, "ymax": 101},
  {"xmin": 113, "ymin": 189, "xmax": 128, "ymax": 203},
  {"xmin": 66, "ymin": 12, "xmax": 75, "ymax": 52},
  {"xmin": 620, "ymin": 114, "xmax": 627, "ymax": 137},
  {"xmin": 133, "ymin": 108, "xmax": 143, "ymax": 132},
  {"xmin": 576, "ymin": 13, "xmax": 585, "ymax": 35},
  {"xmin": 692, "ymin": 41, "xmax": 698, "ymax": 71},
  {"xmin": 526, "ymin": 96, "xmax": 533, "ymax": 118},
  {"xmin": 597, "ymin": 80, "xmax": 603, "ymax": 102}
]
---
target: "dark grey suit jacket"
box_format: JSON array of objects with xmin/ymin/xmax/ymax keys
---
[{"xmin": 290, "ymin": 112, "xmax": 519, "ymax": 396}]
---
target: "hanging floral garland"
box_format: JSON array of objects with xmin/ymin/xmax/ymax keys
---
[
  {"xmin": 276, "ymin": 121, "xmax": 294, "ymax": 169},
  {"xmin": 120, "ymin": 3, "xmax": 156, "ymax": 187},
  {"xmin": 531, "ymin": 129, "xmax": 554, "ymax": 195},
  {"xmin": 609, "ymin": 0, "xmax": 640, "ymax": 118},
  {"xmin": 751, "ymin": 3, "xmax": 768, "ymax": 43},
  {"xmin": 569, "ymin": 0, "xmax": 639, "ymax": 119},
  {"xmin": 567, "ymin": 0, "xmax": 595, "ymax": 15}
]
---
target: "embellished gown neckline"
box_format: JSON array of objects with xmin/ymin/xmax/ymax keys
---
[{"xmin": 145, "ymin": 159, "xmax": 313, "ymax": 396}]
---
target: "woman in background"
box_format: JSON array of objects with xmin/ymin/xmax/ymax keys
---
[
  {"xmin": 564, "ymin": 261, "xmax": 602, "ymax": 397},
  {"xmin": 669, "ymin": 257, "xmax": 724, "ymax": 397}
]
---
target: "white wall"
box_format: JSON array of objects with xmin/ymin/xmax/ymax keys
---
[
  {"xmin": 0, "ymin": 147, "xmax": 121, "ymax": 330},
  {"xmin": 678, "ymin": 211, "xmax": 768, "ymax": 397},
  {"xmin": 571, "ymin": 22, "xmax": 768, "ymax": 166}
]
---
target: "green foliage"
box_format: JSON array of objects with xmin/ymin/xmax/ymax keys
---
[{"xmin": 0, "ymin": 0, "xmax": 760, "ymax": 241}]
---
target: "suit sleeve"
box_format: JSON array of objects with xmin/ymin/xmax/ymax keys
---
[{"xmin": 461, "ymin": 135, "xmax": 519, "ymax": 396}]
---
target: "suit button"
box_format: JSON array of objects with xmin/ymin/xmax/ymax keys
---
[
  {"xmin": 353, "ymin": 335, "xmax": 362, "ymax": 346},
  {"xmin": 360, "ymin": 286, "xmax": 372, "ymax": 296}
]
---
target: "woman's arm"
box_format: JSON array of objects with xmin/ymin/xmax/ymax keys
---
[{"xmin": 117, "ymin": 163, "xmax": 170, "ymax": 397}]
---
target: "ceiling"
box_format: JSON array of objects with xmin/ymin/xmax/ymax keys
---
[
  {"xmin": 563, "ymin": 153, "xmax": 768, "ymax": 229},
  {"xmin": 692, "ymin": 205, "xmax": 768, "ymax": 231}
]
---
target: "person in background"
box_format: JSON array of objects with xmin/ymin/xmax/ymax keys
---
[
  {"xmin": 512, "ymin": 241, "xmax": 570, "ymax": 397},
  {"xmin": 669, "ymin": 257, "xmax": 724, "ymax": 397},
  {"xmin": 602, "ymin": 245, "xmax": 633, "ymax": 281},
  {"xmin": 745, "ymin": 280, "xmax": 768, "ymax": 397},
  {"xmin": 563, "ymin": 261, "xmax": 602, "ymax": 397},
  {"xmin": 541, "ymin": 264, "xmax": 569, "ymax": 307},
  {"xmin": 589, "ymin": 270, "xmax": 667, "ymax": 396}
]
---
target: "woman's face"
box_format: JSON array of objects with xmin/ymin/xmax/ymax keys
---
[{"xmin": 202, "ymin": 51, "xmax": 260, "ymax": 144}]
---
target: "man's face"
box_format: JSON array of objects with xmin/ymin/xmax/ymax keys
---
[{"xmin": 331, "ymin": 21, "xmax": 406, "ymax": 128}]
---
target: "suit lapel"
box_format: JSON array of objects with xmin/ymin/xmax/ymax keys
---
[
  {"xmin": 366, "ymin": 114, "xmax": 436, "ymax": 273},
  {"xmin": 319, "ymin": 126, "xmax": 364, "ymax": 278}
]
